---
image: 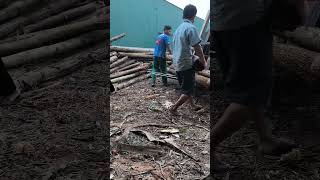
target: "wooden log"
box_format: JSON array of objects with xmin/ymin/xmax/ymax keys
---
[
  {"xmin": 110, "ymin": 56, "xmax": 128, "ymax": 69},
  {"xmin": 197, "ymin": 70, "xmax": 210, "ymax": 78},
  {"xmin": 110, "ymin": 60, "xmax": 136, "ymax": 74},
  {"xmin": 111, "ymin": 65, "xmax": 148, "ymax": 79},
  {"xmin": 168, "ymin": 67, "xmax": 210, "ymax": 88},
  {"xmin": 276, "ymin": 26, "xmax": 320, "ymax": 52},
  {"xmin": 110, "ymin": 33, "xmax": 125, "ymax": 42},
  {"xmin": 110, "ymin": 51, "xmax": 117, "ymax": 57},
  {"xmin": 0, "ymin": 0, "xmax": 42, "ymax": 24},
  {"xmin": 111, "ymin": 71, "xmax": 146, "ymax": 84},
  {"xmin": 117, "ymin": 62, "xmax": 141, "ymax": 72},
  {"xmin": 115, "ymin": 74, "xmax": 150, "ymax": 90},
  {"xmin": 110, "ymin": 46, "xmax": 154, "ymax": 53},
  {"xmin": 3, "ymin": 30, "xmax": 107, "ymax": 68},
  {"xmin": 0, "ymin": 14, "xmax": 108, "ymax": 57},
  {"xmin": 18, "ymin": 48, "xmax": 106, "ymax": 90},
  {"xmin": 273, "ymin": 43, "xmax": 320, "ymax": 80},
  {"xmin": 24, "ymin": 3, "xmax": 97, "ymax": 33},
  {"xmin": 0, "ymin": 0, "xmax": 11, "ymax": 9},
  {"xmin": 118, "ymin": 52, "xmax": 173, "ymax": 60},
  {"xmin": 110, "ymin": 56, "xmax": 118, "ymax": 64},
  {"xmin": 195, "ymin": 74, "xmax": 210, "ymax": 89},
  {"xmin": 0, "ymin": 0, "xmax": 95, "ymax": 39}
]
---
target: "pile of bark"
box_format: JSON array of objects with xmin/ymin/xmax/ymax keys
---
[
  {"xmin": 110, "ymin": 35, "xmax": 151, "ymax": 91},
  {"xmin": 273, "ymin": 26, "xmax": 320, "ymax": 81},
  {"xmin": 0, "ymin": 0, "xmax": 108, "ymax": 91}
]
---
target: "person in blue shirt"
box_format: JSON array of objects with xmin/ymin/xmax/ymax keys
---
[
  {"xmin": 169, "ymin": 5, "xmax": 206, "ymax": 115},
  {"xmin": 151, "ymin": 25, "xmax": 172, "ymax": 87}
]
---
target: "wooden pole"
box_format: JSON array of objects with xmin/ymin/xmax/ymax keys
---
[
  {"xmin": 111, "ymin": 65, "xmax": 148, "ymax": 79},
  {"xmin": 115, "ymin": 74, "xmax": 150, "ymax": 90},
  {"xmin": 110, "ymin": 60, "xmax": 136, "ymax": 74},
  {"xmin": 24, "ymin": 2, "xmax": 97, "ymax": 33},
  {"xmin": 110, "ymin": 33, "xmax": 125, "ymax": 42},
  {"xmin": 0, "ymin": 14, "xmax": 108, "ymax": 57},
  {"xmin": 117, "ymin": 62, "xmax": 141, "ymax": 72},
  {"xmin": 111, "ymin": 71, "xmax": 146, "ymax": 84},
  {"xmin": 110, "ymin": 56, "xmax": 118, "ymax": 64},
  {"xmin": 110, "ymin": 46, "xmax": 154, "ymax": 53},
  {"xmin": 110, "ymin": 56, "xmax": 128, "ymax": 69},
  {"xmin": 3, "ymin": 30, "xmax": 107, "ymax": 68}
]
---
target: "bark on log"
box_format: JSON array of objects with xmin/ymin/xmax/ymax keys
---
[
  {"xmin": 110, "ymin": 56, "xmax": 118, "ymax": 64},
  {"xmin": 111, "ymin": 65, "xmax": 148, "ymax": 79},
  {"xmin": 110, "ymin": 51, "xmax": 117, "ymax": 57},
  {"xmin": 0, "ymin": 0, "xmax": 95, "ymax": 39},
  {"xmin": 110, "ymin": 33, "xmax": 125, "ymax": 42},
  {"xmin": 195, "ymin": 74, "xmax": 210, "ymax": 89},
  {"xmin": 18, "ymin": 48, "xmax": 105, "ymax": 90},
  {"xmin": 276, "ymin": 26, "xmax": 320, "ymax": 52},
  {"xmin": 110, "ymin": 46, "xmax": 154, "ymax": 53},
  {"xmin": 110, "ymin": 56, "xmax": 128, "ymax": 69},
  {"xmin": 168, "ymin": 67, "xmax": 210, "ymax": 88},
  {"xmin": 0, "ymin": 0, "xmax": 11, "ymax": 9},
  {"xmin": 0, "ymin": 14, "xmax": 108, "ymax": 57},
  {"xmin": 117, "ymin": 62, "xmax": 141, "ymax": 72},
  {"xmin": 273, "ymin": 43, "xmax": 320, "ymax": 80},
  {"xmin": 111, "ymin": 71, "xmax": 146, "ymax": 84},
  {"xmin": 118, "ymin": 52, "xmax": 173, "ymax": 60},
  {"xmin": 3, "ymin": 30, "xmax": 107, "ymax": 68},
  {"xmin": 24, "ymin": 2, "xmax": 97, "ymax": 33},
  {"xmin": 0, "ymin": 0, "xmax": 42, "ymax": 24},
  {"xmin": 197, "ymin": 70, "xmax": 210, "ymax": 78},
  {"xmin": 110, "ymin": 60, "xmax": 136, "ymax": 74},
  {"xmin": 115, "ymin": 74, "xmax": 150, "ymax": 90}
]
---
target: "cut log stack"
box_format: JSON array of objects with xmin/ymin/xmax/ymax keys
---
[
  {"xmin": 273, "ymin": 26, "xmax": 320, "ymax": 81},
  {"xmin": 110, "ymin": 37, "xmax": 151, "ymax": 90},
  {"xmin": 0, "ymin": 0, "xmax": 109, "ymax": 91}
]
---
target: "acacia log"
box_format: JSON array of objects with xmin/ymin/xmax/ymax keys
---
[
  {"xmin": 197, "ymin": 70, "xmax": 210, "ymax": 78},
  {"xmin": 110, "ymin": 56, "xmax": 128, "ymax": 68},
  {"xmin": 3, "ymin": 30, "xmax": 107, "ymax": 68},
  {"xmin": 273, "ymin": 43, "xmax": 320, "ymax": 80},
  {"xmin": 18, "ymin": 48, "xmax": 105, "ymax": 90},
  {"xmin": 0, "ymin": 14, "xmax": 108, "ymax": 57},
  {"xmin": 110, "ymin": 56, "xmax": 118, "ymax": 64},
  {"xmin": 0, "ymin": 0, "xmax": 42, "ymax": 24},
  {"xmin": 110, "ymin": 51, "xmax": 117, "ymax": 57},
  {"xmin": 110, "ymin": 46, "xmax": 154, "ymax": 53},
  {"xmin": 24, "ymin": 2, "xmax": 97, "ymax": 33},
  {"xmin": 276, "ymin": 26, "xmax": 320, "ymax": 52},
  {"xmin": 195, "ymin": 74, "xmax": 210, "ymax": 89},
  {"xmin": 0, "ymin": 0, "xmax": 95, "ymax": 39},
  {"xmin": 111, "ymin": 65, "xmax": 148, "ymax": 79},
  {"xmin": 115, "ymin": 74, "xmax": 150, "ymax": 90},
  {"xmin": 110, "ymin": 60, "xmax": 136, "ymax": 74},
  {"xmin": 110, "ymin": 33, "xmax": 125, "ymax": 42},
  {"xmin": 111, "ymin": 71, "xmax": 146, "ymax": 83},
  {"xmin": 117, "ymin": 62, "xmax": 141, "ymax": 72},
  {"xmin": 118, "ymin": 52, "xmax": 173, "ymax": 60}
]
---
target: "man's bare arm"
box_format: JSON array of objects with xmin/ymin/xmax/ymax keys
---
[{"xmin": 193, "ymin": 44, "xmax": 206, "ymax": 66}]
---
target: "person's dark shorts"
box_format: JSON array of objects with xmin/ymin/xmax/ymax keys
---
[
  {"xmin": 213, "ymin": 17, "xmax": 273, "ymax": 108},
  {"xmin": 176, "ymin": 68, "xmax": 195, "ymax": 96}
]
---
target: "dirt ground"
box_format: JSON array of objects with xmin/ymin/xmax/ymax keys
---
[
  {"xmin": 110, "ymin": 79, "xmax": 210, "ymax": 179},
  {"xmin": 211, "ymin": 66, "xmax": 320, "ymax": 180},
  {"xmin": 0, "ymin": 60, "xmax": 108, "ymax": 180}
]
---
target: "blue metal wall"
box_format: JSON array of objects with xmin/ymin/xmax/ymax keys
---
[{"xmin": 110, "ymin": 0, "xmax": 204, "ymax": 48}]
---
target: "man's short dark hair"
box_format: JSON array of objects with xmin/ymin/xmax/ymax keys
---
[
  {"xmin": 183, "ymin": 4, "xmax": 197, "ymax": 19},
  {"xmin": 164, "ymin": 25, "xmax": 172, "ymax": 31}
]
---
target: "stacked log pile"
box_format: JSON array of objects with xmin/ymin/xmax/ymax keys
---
[
  {"xmin": 110, "ymin": 45, "xmax": 210, "ymax": 90},
  {"xmin": 273, "ymin": 26, "xmax": 320, "ymax": 81},
  {"xmin": 0, "ymin": 0, "xmax": 108, "ymax": 91},
  {"xmin": 110, "ymin": 36, "xmax": 151, "ymax": 91}
]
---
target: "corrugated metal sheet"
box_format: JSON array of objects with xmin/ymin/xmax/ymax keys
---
[{"xmin": 110, "ymin": 0, "xmax": 204, "ymax": 48}]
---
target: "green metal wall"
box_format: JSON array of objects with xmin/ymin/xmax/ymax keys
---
[{"xmin": 110, "ymin": 0, "xmax": 204, "ymax": 48}]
